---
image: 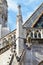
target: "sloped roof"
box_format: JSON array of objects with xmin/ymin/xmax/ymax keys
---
[
  {"xmin": 33, "ymin": 14, "xmax": 43, "ymax": 28},
  {"xmin": 23, "ymin": 3, "xmax": 43, "ymax": 28}
]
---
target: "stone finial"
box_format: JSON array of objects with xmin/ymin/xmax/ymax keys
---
[{"xmin": 17, "ymin": 5, "xmax": 22, "ymax": 16}]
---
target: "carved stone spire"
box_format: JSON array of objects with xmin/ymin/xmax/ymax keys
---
[
  {"xmin": 17, "ymin": 5, "xmax": 22, "ymax": 16},
  {"xmin": 17, "ymin": 5, "xmax": 23, "ymax": 23},
  {"xmin": 16, "ymin": 5, "xmax": 24, "ymax": 57}
]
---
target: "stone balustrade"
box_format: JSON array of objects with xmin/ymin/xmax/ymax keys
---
[
  {"xmin": 26, "ymin": 28, "xmax": 43, "ymax": 39},
  {"xmin": 0, "ymin": 30, "xmax": 16, "ymax": 55}
]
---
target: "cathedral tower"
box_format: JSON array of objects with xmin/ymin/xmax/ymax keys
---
[
  {"xmin": 0, "ymin": 0, "xmax": 10, "ymax": 38},
  {"xmin": 0, "ymin": 0, "xmax": 10, "ymax": 48},
  {"xmin": 0, "ymin": 0, "xmax": 8, "ymax": 27}
]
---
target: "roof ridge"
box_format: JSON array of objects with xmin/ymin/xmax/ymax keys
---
[{"xmin": 23, "ymin": 2, "xmax": 43, "ymax": 26}]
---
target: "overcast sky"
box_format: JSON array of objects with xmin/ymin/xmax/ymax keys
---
[{"xmin": 7, "ymin": 0, "xmax": 43, "ymax": 31}]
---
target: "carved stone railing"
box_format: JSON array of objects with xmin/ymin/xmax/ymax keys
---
[
  {"xmin": 24, "ymin": 28, "xmax": 43, "ymax": 50},
  {"xmin": 26, "ymin": 28, "xmax": 43, "ymax": 39},
  {"xmin": 0, "ymin": 44, "xmax": 10, "ymax": 55},
  {"xmin": 0, "ymin": 30, "xmax": 16, "ymax": 55}
]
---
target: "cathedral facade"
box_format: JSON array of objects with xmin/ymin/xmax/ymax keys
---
[{"xmin": 0, "ymin": 0, "xmax": 43, "ymax": 65}]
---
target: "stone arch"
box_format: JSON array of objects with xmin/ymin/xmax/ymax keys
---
[
  {"xmin": 34, "ymin": 31, "xmax": 37, "ymax": 38},
  {"xmin": 31, "ymin": 31, "xmax": 33, "ymax": 38},
  {"xmin": 38, "ymin": 61, "xmax": 43, "ymax": 65},
  {"xmin": 36, "ymin": 30, "xmax": 41, "ymax": 38},
  {"xmin": 34, "ymin": 30, "xmax": 41, "ymax": 38},
  {"xmin": 38, "ymin": 32, "xmax": 41, "ymax": 38}
]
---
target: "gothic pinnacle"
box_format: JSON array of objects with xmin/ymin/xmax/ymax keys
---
[{"xmin": 17, "ymin": 5, "xmax": 22, "ymax": 16}]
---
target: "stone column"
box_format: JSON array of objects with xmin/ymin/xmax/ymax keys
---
[
  {"xmin": 37, "ymin": 33, "xmax": 39, "ymax": 38},
  {"xmin": 32, "ymin": 31, "xmax": 35, "ymax": 38},
  {"xmin": 41, "ymin": 29, "xmax": 43, "ymax": 38},
  {"xmin": 0, "ymin": 24, "xmax": 2, "ymax": 38},
  {"xmin": 0, "ymin": 25, "xmax": 2, "ymax": 48}
]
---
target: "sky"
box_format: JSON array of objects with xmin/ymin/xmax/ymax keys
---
[{"xmin": 7, "ymin": 0, "xmax": 43, "ymax": 31}]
